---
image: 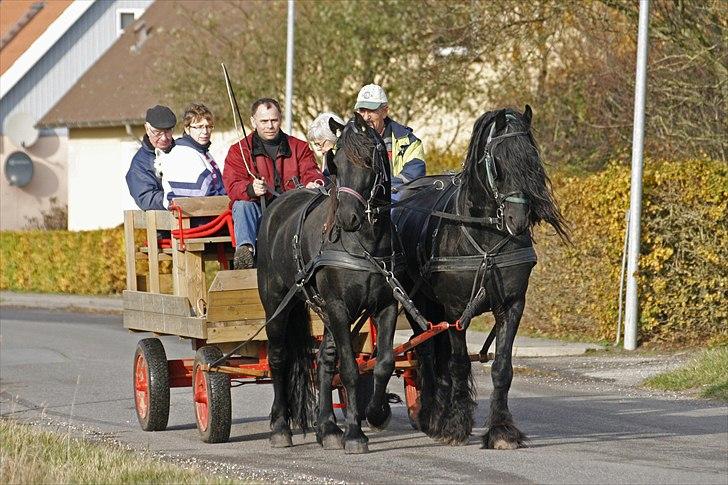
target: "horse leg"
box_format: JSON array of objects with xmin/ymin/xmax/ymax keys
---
[
  {"xmin": 440, "ymin": 328, "xmax": 476, "ymax": 445},
  {"xmin": 483, "ymin": 299, "xmax": 527, "ymax": 449},
  {"xmin": 365, "ymin": 302, "xmax": 398, "ymax": 430},
  {"xmin": 418, "ymin": 334, "xmax": 452, "ymax": 440},
  {"xmin": 316, "ymin": 328, "xmax": 344, "ymax": 449},
  {"xmin": 327, "ymin": 302, "xmax": 369, "ymax": 454},
  {"xmin": 266, "ymin": 310, "xmax": 293, "ymax": 448}
]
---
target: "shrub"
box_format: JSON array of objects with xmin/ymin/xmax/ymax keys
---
[
  {"xmin": 524, "ymin": 158, "xmax": 727, "ymax": 346},
  {"xmin": 0, "ymin": 229, "xmax": 126, "ymax": 295}
]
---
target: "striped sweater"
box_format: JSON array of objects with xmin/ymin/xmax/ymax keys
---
[{"xmin": 160, "ymin": 135, "xmax": 226, "ymax": 208}]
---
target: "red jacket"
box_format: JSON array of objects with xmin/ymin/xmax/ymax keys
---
[{"xmin": 223, "ymin": 132, "xmax": 323, "ymax": 202}]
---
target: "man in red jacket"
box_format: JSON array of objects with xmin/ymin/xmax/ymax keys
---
[{"xmin": 223, "ymin": 98, "xmax": 324, "ymax": 269}]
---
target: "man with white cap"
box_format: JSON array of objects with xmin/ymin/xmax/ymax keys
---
[{"xmin": 354, "ymin": 84, "xmax": 426, "ymax": 199}]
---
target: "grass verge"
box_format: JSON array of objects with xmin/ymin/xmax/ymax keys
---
[
  {"xmin": 643, "ymin": 346, "xmax": 728, "ymax": 401},
  {"xmin": 0, "ymin": 419, "xmax": 239, "ymax": 484}
]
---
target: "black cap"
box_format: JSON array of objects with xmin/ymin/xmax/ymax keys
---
[{"xmin": 145, "ymin": 105, "xmax": 176, "ymax": 129}]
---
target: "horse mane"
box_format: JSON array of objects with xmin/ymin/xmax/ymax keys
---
[
  {"xmin": 465, "ymin": 109, "xmax": 570, "ymax": 242},
  {"xmin": 339, "ymin": 122, "xmax": 376, "ymax": 168},
  {"xmin": 323, "ymin": 119, "xmax": 385, "ymax": 237}
]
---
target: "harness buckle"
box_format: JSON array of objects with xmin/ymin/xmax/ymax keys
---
[{"xmin": 496, "ymin": 206, "xmax": 504, "ymax": 231}]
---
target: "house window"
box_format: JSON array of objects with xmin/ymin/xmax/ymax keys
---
[{"xmin": 117, "ymin": 8, "xmax": 143, "ymax": 35}]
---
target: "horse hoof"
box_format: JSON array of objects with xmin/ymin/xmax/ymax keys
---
[
  {"xmin": 270, "ymin": 432, "xmax": 293, "ymax": 448},
  {"xmin": 366, "ymin": 406, "xmax": 392, "ymax": 431},
  {"xmin": 344, "ymin": 441, "xmax": 369, "ymax": 454},
  {"xmin": 321, "ymin": 434, "xmax": 344, "ymax": 450},
  {"xmin": 492, "ymin": 438, "xmax": 518, "ymax": 450}
]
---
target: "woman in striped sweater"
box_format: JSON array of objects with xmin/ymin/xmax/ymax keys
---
[{"xmin": 161, "ymin": 103, "xmax": 226, "ymax": 208}]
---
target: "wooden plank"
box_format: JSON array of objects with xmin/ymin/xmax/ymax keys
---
[
  {"xmin": 171, "ymin": 195, "xmax": 230, "ymax": 217},
  {"xmin": 144, "ymin": 211, "xmax": 160, "ymax": 293},
  {"xmin": 123, "ymin": 290, "xmax": 193, "ymax": 316},
  {"xmin": 137, "ymin": 250, "xmax": 173, "ymax": 259},
  {"xmin": 205, "ymin": 320, "xmax": 268, "ymax": 343},
  {"xmin": 208, "ymin": 269, "xmax": 258, "ymax": 292},
  {"xmin": 184, "ymin": 250, "xmax": 205, "ymax": 315},
  {"xmin": 183, "ymin": 236, "xmax": 232, "ymax": 245},
  {"xmin": 171, "ymin": 234, "xmax": 187, "ymax": 298},
  {"xmin": 133, "ymin": 210, "xmax": 177, "ymax": 230},
  {"xmin": 396, "ymin": 313, "xmax": 412, "ymax": 330},
  {"xmin": 207, "ymin": 301, "xmax": 267, "ymax": 322},
  {"xmin": 123, "ymin": 309, "xmax": 206, "ymax": 338},
  {"xmin": 207, "ymin": 269, "xmax": 263, "ymax": 322},
  {"xmin": 208, "ymin": 288, "xmax": 264, "ymax": 307},
  {"xmin": 124, "ymin": 211, "xmax": 137, "ymax": 291}
]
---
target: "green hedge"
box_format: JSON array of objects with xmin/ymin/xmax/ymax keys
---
[
  {"xmin": 523, "ymin": 158, "xmax": 727, "ymax": 346},
  {"xmin": 0, "ymin": 229, "xmax": 126, "ymax": 295},
  {"xmin": 1, "ymin": 158, "xmax": 725, "ymax": 345}
]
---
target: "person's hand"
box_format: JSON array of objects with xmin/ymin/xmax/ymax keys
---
[
  {"xmin": 253, "ymin": 178, "xmax": 267, "ymax": 196},
  {"xmin": 305, "ymin": 181, "xmax": 322, "ymax": 189}
]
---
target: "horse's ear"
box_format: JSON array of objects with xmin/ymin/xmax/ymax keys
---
[
  {"xmin": 353, "ymin": 112, "xmax": 368, "ymax": 133},
  {"xmin": 329, "ymin": 117, "xmax": 344, "ymax": 137},
  {"xmin": 523, "ymin": 105, "xmax": 532, "ymax": 128},
  {"xmin": 494, "ymin": 109, "xmax": 507, "ymax": 133},
  {"xmin": 325, "ymin": 150, "xmax": 337, "ymax": 176}
]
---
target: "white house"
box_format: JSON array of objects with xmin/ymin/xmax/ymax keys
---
[{"xmin": 0, "ymin": 0, "xmax": 153, "ymax": 230}]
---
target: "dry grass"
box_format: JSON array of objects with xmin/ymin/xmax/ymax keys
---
[{"xmin": 0, "ymin": 419, "xmax": 239, "ymax": 484}]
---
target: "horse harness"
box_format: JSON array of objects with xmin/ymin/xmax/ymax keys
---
[
  {"xmin": 265, "ymin": 140, "xmax": 431, "ymax": 332},
  {"xmin": 389, "ymin": 119, "xmax": 538, "ymax": 331}
]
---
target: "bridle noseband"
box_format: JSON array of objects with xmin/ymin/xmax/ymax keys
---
[{"xmin": 477, "ymin": 118, "xmax": 530, "ymax": 231}]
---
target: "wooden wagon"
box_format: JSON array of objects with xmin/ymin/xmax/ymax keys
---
[{"xmin": 123, "ymin": 196, "xmax": 427, "ymax": 443}]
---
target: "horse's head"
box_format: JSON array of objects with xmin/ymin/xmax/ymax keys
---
[
  {"xmin": 326, "ymin": 112, "xmax": 389, "ymax": 232},
  {"xmin": 466, "ymin": 105, "xmax": 568, "ymax": 240}
]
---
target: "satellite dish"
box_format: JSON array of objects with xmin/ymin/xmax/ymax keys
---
[
  {"xmin": 4, "ymin": 151, "xmax": 34, "ymax": 187},
  {"xmin": 4, "ymin": 112, "xmax": 39, "ymax": 148}
]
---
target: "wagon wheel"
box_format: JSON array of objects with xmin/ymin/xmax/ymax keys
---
[
  {"xmin": 133, "ymin": 338, "xmax": 170, "ymax": 431},
  {"xmin": 192, "ymin": 346, "xmax": 231, "ymax": 443},
  {"xmin": 338, "ymin": 372, "xmax": 374, "ymax": 419},
  {"xmin": 403, "ymin": 369, "xmax": 421, "ymax": 430}
]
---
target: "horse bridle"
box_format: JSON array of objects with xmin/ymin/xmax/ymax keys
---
[
  {"xmin": 335, "ymin": 125, "xmax": 389, "ymax": 225},
  {"xmin": 477, "ymin": 118, "xmax": 531, "ymax": 231}
]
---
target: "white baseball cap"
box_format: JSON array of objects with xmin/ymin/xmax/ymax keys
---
[{"xmin": 354, "ymin": 84, "xmax": 388, "ymax": 110}]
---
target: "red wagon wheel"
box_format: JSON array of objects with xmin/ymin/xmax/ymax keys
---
[
  {"xmin": 192, "ymin": 346, "xmax": 231, "ymax": 443},
  {"xmin": 133, "ymin": 338, "xmax": 170, "ymax": 431}
]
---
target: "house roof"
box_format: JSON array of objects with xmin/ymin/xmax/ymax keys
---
[
  {"xmin": 38, "ymin": 0, "xmax": 214, "ymax": 129},
  {"xmin": 0, "ymin": 0, "xmax": 74, "ymax": 76}
]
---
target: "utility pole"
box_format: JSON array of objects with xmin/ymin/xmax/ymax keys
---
[
  {"xmin": 284, "ymin": 0, "xmax": 295, "ymax": 134},
  {"xmin": 624, "ymin": 0, "xmax": 650, "ymax": 350}
]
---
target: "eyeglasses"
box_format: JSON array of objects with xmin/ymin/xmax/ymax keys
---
[
  {"xmin": 190, "ymin": 124, "xmax": 214, "ymax": 132},
  {"xmin": 148, "ymin": 127, "xmax": 172, "ymax": 138}
]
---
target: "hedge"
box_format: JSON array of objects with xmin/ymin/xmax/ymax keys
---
[
  {"xmin": 0, "ymin": 229, "xmax": 127, "ymax": 295},
  {"xmin": 524, "ymin": 158, "xmax": 727, "ymax": 346},
  {"xmin": 1, "ymin": 158, "xmax": 725, "ymax": 345}
]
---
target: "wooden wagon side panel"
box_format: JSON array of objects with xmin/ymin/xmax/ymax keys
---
[{"xmin": 123, "ymin": 290, "xmax": 206, "ymax": 338}]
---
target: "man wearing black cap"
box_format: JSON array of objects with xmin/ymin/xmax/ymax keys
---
[{"xmin": 125, "ymin": 105, "xmax": 177, "ymax": 210}]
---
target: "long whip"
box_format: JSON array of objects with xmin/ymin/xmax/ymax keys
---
[{"xmin": 221, "ymin": 62, "xmax": 257, "ymax": 180}]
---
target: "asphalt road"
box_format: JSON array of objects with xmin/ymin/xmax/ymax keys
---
[{"xmin": 1, "ymin": 307, "xmax": 726, "ymax": 484}]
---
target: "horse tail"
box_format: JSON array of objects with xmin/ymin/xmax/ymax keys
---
[{"xmin": 285, "ymin": 301, "xmax": 317, "ymax": 433}]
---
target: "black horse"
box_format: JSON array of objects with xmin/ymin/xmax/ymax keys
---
[
  {"xmin": 392, "ymin": 106, "xmax": 569, "ymax": 448},
  {"xmin": 256, "ymin": 113, "xmax": 398, "ymax": 454}
]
